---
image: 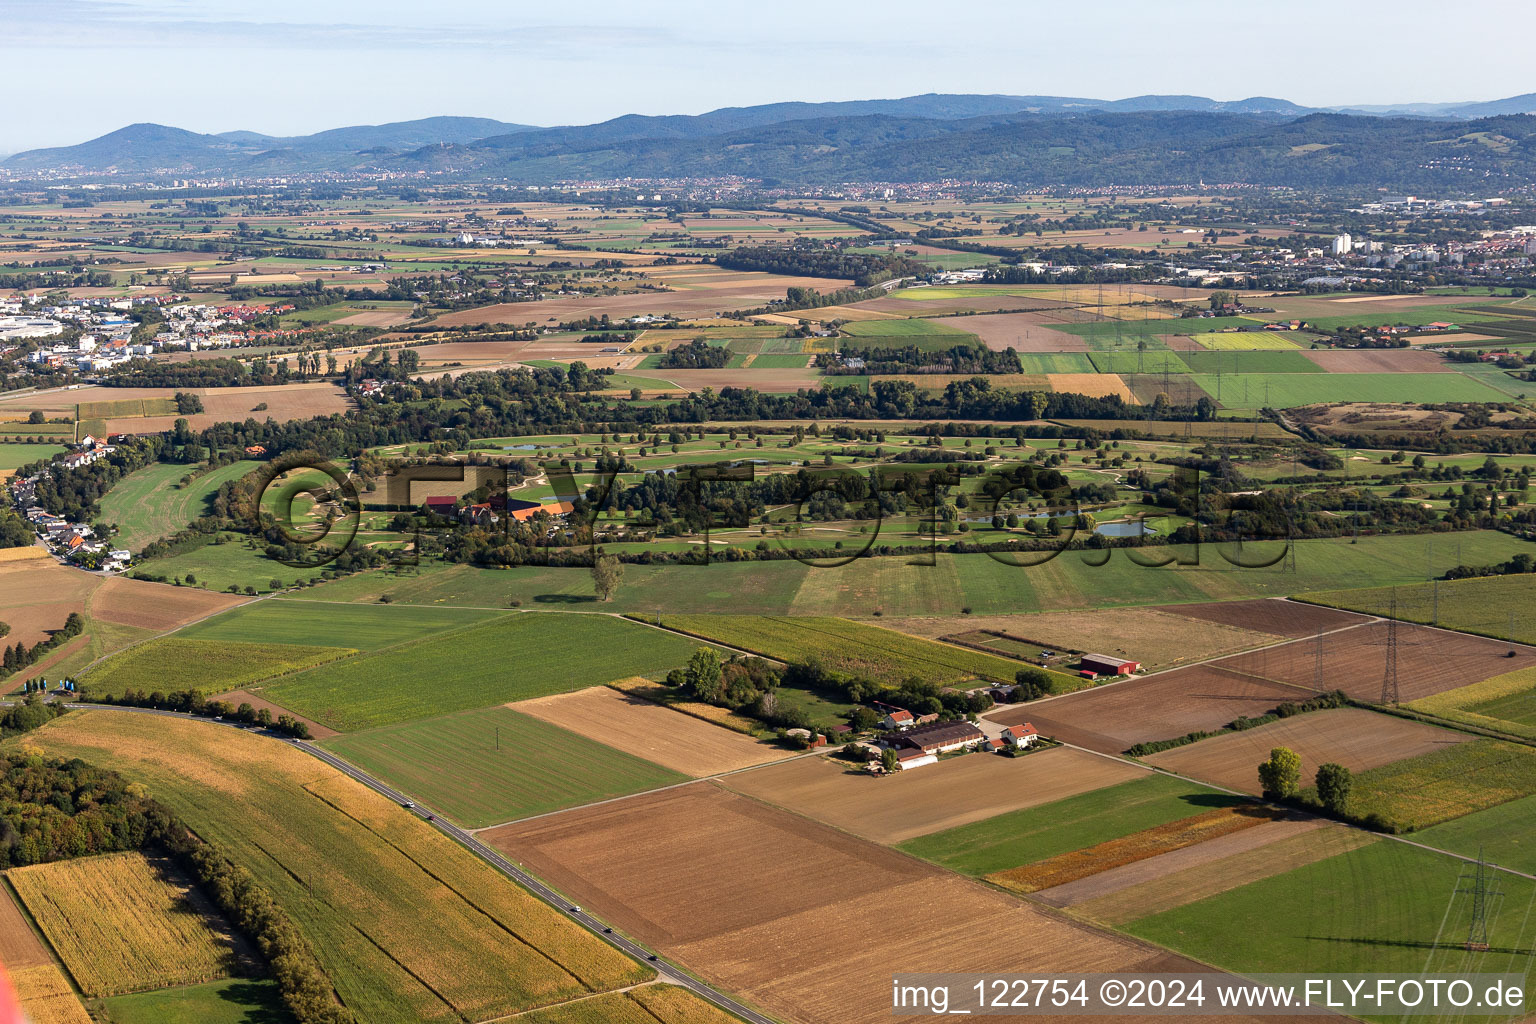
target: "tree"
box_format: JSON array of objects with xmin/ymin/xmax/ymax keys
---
[
  {"xmin": 880, "ymin": 748, "xmax": 899, "ymax": 774},
  {"xmin": 684, "ymin": 647, "xmax": 723, "ymax": 703},
  {"xmin": 591, "ymin": 554, "xmax": 624, "ymax": 602},
  {"xmin": 1258, "ymin": 746, "xmax": 1302, "ymax": 798},
  {"xmin": 26, "ymin": 411, "xmax": 44, "ymax": 425},
  {"xmin": 1315, "ymin": 762, "xmax": 1352, "ymax": 814},
  {"xmin": 1014, "ymin": 667, "xmax": 1054, "ymax": 701}
]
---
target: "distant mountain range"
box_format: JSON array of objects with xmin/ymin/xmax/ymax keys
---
[{"xmin": 7, "ymin": 93, "xmax": 1536, "ymax": 188}]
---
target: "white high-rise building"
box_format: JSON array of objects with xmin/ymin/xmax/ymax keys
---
[{"xmin": 1331, "ymin": 233, "xmax": 1353, "ymax": 256}]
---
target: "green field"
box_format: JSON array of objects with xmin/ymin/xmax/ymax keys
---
[
  {"xmin": 0, "ymin": 441, "xmax": 65, "ymax": 470},
  {"xmin": 278, "ymin": 532, "xmax": 1536, "ymax": 621},
  {"xmin": 99, "ymin": 978, "xmax": 291, "ymax": 1024},
  {"xmin": 898, "ymin": 775, "xmax": 1239, "ymax": 875},
  {"xmin": 82, "ymin": 638, "xmax": 355, "ymax": 697},
  {"xmin": 1190, "ymin": 372, "xmax": 1512, "ymax": 409},
  {"xmin": 1301, "ymin": 574, "xmax": 1536, "ymax": 645},
  {"xmin": 101, "ymin": 460, "xmax": 262, "ymax": 552},
  {"xmin": 1329, "ymin": 738, "xmax": 1536, "ymax": 831},
  {"xmin": 1417, "ymin": 794, "xmax": 1536, "ymax": 876},
  {"xmin": 1178, "ymin": 350, "xmax": 1323, "ymax": 374},
  {"xmin": 1125, "ymin": 840, "xmax": 1536, "ymax": 983},
  {"xmin": 1014, "ymin": 353, "xmax": 1097, "ymax": 374},
  {"xmin": 322, "ymin": 706, "xmax": 687, "ymax": 827},
  {"xmin": 177, "ymin": 599, "xmax": 502, "ymax": 650},
  {"xmin": 1088, "ymin": 351, "xmax": 1190, "ymax": 374},
  {"xmin": 839, "ymin": 318, "xmax": 971, "ymax": 337},
  {"xmin": 655, "ymin": 613, "xmax": 1046, "ymax": 686},
  {"xmin": 748, "ymin": 353, "xmax": 815, "ymax": 368},
  {"xmin": 264, "ymin": 612, "xmax": 707, "ymax": 731},
  {"xmin": 130, "ymin": 533, "xmax": 333, "ymax": 593},
  {"xmin": 14, "ymin": 712, "xmax": 649, "ymax": 1024},
  {"xmin": 1404, "ymin": 668, "xmax": 1536, "ymax": 742},
  {"xmin": 1060, "ymin": 317, "xmax": 1247, "ymax": 342}
]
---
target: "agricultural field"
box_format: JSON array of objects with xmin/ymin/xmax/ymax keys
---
[
  {"xmin": 483, "ymin": 783, "xmax": 1218, "ymax": 1024},
  {"xmin": 654, "ymin": 614, "xmax": 1058, "ymax": 686},
  {"xmin": 16, "ymin": 711, "xmax": 651, "ymax": 1023},
  {"xmin": 514, "ymin": 985, "xmax": 746, "ymax": 1024},
  {"xmin": 1406, "ymin": 666, "xmax": 1536, "ymax": 740},
  {"xmin": 1124, "ymin": 839, "xmax": 1536, "ymax": 982},
  {"xmin": 0, "ymin": 441, "xmax": 66, "ymax": 469},
  {"xmin": 8, "ymin": 852, "xmax": 251, "ymax": 996},
  {"xmin": 176, "ymin": 597, "xmax": 503, "ymax": 650},
  {"xmin": 98, "ymin": 460, "xmax": 261, "ymax": 552},
  {"xmin": 1320, "ymin": 738, "xmax": 1536, "ymax": 831},
  {"xmin": 1189, "ymin": 371, "xmax": 1512, "ymax": 409},
  {"xmin": 1143, "ymin": 708, "xmax": 1472, "ymax": 794},
  {"xmin": 321, "ymin": 705, "xmax": 687, "ymax": 827},
  {"xmin": 724, "ymin": 745, "xmax": 1144, "ymax": 844},
  {"xmin": 512, "ymin": 685, "xmax": 793, "ymax": 776},
  {"xmin": 898, "ymin": 774, "xmax": 1246, "ymax": 876},
  {"xmin": 8, "ymin": 965, "xmax": 93, "ymax": 1024},
  {"xmin": 81, "ymin": 637, "xmax": 354, "ymax": 698},
  {"xmin": 262, "ymin": 611, "xmax": 706, "ymax": 731},
  {"xmin": 1301, "ymin": 573, "xmax": 1536, "ymax": 645},
  {"xmin": 98, "ymin": 978, "xmax": 290, "ymax": 1024}
]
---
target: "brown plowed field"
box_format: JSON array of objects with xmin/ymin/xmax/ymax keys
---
[
  {"xmin": 722, "ymin": 746, "xmax": 1144, "ymax": 843},
  {"xmin": 1034, "ymin": 814, "xmax": 1326, "ymax": 908},
  {"xmin": 92, "ymin": 577, "xmax": 246, "ymax": 632},
  {"xmin": 510, "ymin": 686, "xmax": 793, "ymax": 777},
  {"xmin": 944, "ymin": 312, "xmax": 1090, "ymax": 351},
  {"xmin": 1145, "ymin": 708, "xmax": 1470, "ymax": 794},
  {"xmin": 881, "ymin": 607, "xmax": 1281, "ymax": 671},
  {"xmin": 482, "ymin": 784, "xmax": 1286, "ymax": 1024},
  {"xmin": 1300, "ymin": 350, "xmax": 1454, "ymax": 373},
  {"xmin": 0, "ymin": 886, "xmax": 51, "ymax": 968},
  {"xmin": 990, "ymin": 666, "xmax": 1315, "ymax": 753},
  {"xmin": 854, "ymin": 294, "xmax": 1082, "ymax": 316},
  {"xmin": 1213, "ymin": 621, "xmax": 1536, "ymax": 702},
  {"xmin": 1073, "ymin": 824, "xmax": 1376, "ymax": 925},
  {"xmin": 0, "ymin": 385, "xmax": 350, "ymax": 432},
  {"xmin": 1157, "ymin": 599, "xmax": 1372, "ymax": 637},
  {"xmin": 0, "ymin": 559, "xmax": 99, "ymax": 647},
  {"xmin": 416, "ymin": 340, "xmax": 536, "ymax": 366}
]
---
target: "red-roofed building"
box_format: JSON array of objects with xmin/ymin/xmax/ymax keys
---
[
  {"xmin": 423, "ymin": 495, "xmax": 458, "ymax": 517},
  {"xmin": 878, "ymin": 709, "xmax": 915, "ymax": 731},
  {"xmin": 1002, "ymin": 723, "xmax": 1039, "ymax": 749}
]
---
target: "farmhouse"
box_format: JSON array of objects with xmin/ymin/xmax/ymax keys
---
[
  {"xmin": 891, "ymin": 720, "xmax": 986, "ymax": 756},
  {"xmin": 1001, "ymin": 723, "xmax": 1039, "ymax": 749},
  {"xmin": 1078, "ymin": 654, "xmax": 1141, "ymax": 676},
  {"xmin": 423, "ymin": 495, "xmax": 459, "ymax": 517},
  {"xmin": 878, "ymin": 709, "xmax": 915, "ymax": 731}
]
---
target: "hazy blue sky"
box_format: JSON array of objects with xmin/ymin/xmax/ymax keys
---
[{"xmin": 4, "ymin": 0, "xmax": 1534, "ymax": 152}]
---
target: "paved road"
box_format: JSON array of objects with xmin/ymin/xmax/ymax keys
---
[{"xmin": 46, "ymin": 703, "xmax": 778, "ymax": 1024}]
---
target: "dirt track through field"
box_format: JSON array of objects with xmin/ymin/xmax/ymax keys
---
[{"xmin": 0, "ymin": 886, "xmax": 51, "ymax": 969}]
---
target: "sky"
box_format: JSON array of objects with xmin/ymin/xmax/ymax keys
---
[{"xmin": 3, "ymin": 0, "xmax": 1535, "ymax": 153}]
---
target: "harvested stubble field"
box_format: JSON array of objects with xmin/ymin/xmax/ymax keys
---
[
  {"xmin": 8, "ymin": 852, "xmax": 251, "ymax": 997},
  {"xmin": 1213, "ymin": 620, "xmax": 1536, "ymax": 703},
  {"xmin": 0, "ymin": 885, "xmax": 51, "ymax": 968},
  {"xmin": 9, "ymin": 965, "xmax": 93, "ymax": 1024},
  {"xmin": 1046, "ymin": 372, "xmax": 1135, "ymax": 401},
  {"xmin": 655, "ymin": 614, "xmax": 1035, "ymax": 685},
  {"xmin": 987, "ymin": 805, "xmax": 1282, "ymax": 895},
  {"xmin": 1064, "ymin": 820, "xmax": 1377, "ymax": 925},
  {"xmin": 322, "ymin": 706, "xmax": 687, "ymax": 828},
  {"xmin": 0, "ymin": 557, "xmax": 99, "ymax": 646},
  {"xmin": 512, "ymin": 685, "xmax": 791, "ymax": 776},
  {"xmin": 1299, "ymin": 349, "xmax": 1455, "ymax": 372},
  {"xmin": 21, "ymin": 711, "xmax": 650, "ymax": 1023},
  {"xmin": 515, "ymin": 984, "xmax": 746, "ymax": 1024},
  {"xmin": 82, "ymin": 637, "xmax": 355, "ymax": 698},
  {"xmin": 883, "ymin": 606, "xmax": 1281, "ymax": 671},
  {"xmin": 90, "ymin": 576, "xmax": 246, "ymax": 631},
  {"xmin": 482, "ymin": 784, "xmax": 1236, "ymax": 1024},
  {"xmin": 1157, "ymin": 598, "xmax": 1371, "ymax": 638},
  {"xmin": 1144, "ymin": 707, "xmax": 1470, "ymax": 794},
  {"xmin": 723, "ymin": 746, "xmax": 1144, "ymax": 844},
  {"xmin": 1326, "ymin": 738, "xmax": 1536, "ymax": 831},
  {"xmin": 990, "ymin": 665, "xmax": 1315, "ymax": 754},
  {"xmin": 944, "ymin": 312, "xmax": 1092, "ymax": 351}
]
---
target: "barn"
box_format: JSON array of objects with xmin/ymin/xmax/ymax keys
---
[
  {"xmin": 892, "ymin": 720, "xmax": 986, "ymax": 755},
  {"xmin": 1079, "ymin": 653, "xmax": 1141, "ymax": 676}
]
